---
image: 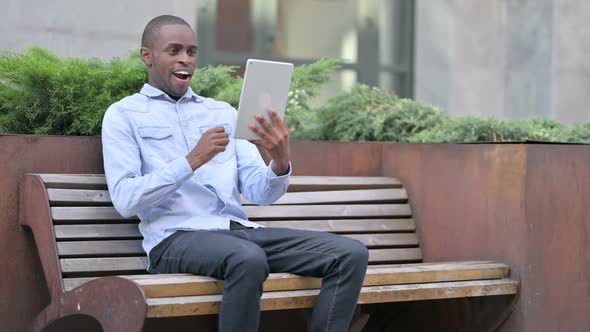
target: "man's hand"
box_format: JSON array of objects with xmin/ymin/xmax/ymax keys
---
[
  {"xmin": 186, "ymin": 127, "xmax": 229, "ymax": 170},
  {"xmin": 249, "ymin": 109, "xmax": 291, "ymax": 175}
]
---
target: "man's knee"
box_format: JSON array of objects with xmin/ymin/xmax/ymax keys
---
[
  {"xmin": 344, "ymin": 238, "xmax": 369, "ymax": 267},
  {"xmin": 226, "ymin": 244, "xmax": 269, "ymax": 281}
]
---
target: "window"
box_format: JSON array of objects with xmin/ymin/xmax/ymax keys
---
[{"xmin": 197, "ymin": 0, "xmax": 414, "ymax": 100}]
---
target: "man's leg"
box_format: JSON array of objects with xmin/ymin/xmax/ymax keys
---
[
  {"xmin": 150, "ymin": 230, "xmax": 269, "ymax": 332},
  {"xmin": 244, "ymin": 227, "xmax": 369, "ymax": 332}
]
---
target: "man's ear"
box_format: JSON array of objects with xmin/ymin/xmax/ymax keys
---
[{"xmin": 140, "ymin": 47, "xmax": 152, "ymax": 67}]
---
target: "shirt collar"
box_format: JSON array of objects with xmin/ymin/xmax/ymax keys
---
[{"xmin": 139, "ymin": 83, "xmax": 203, "ymax": 103}]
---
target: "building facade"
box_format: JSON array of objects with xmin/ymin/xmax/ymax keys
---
[{"xmin": 1, "ymin": 0, "xmax": 588, "ymax": 123}]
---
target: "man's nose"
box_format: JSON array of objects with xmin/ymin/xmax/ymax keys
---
[{"xmin": 178, "ymin": 52, "xmax": 192, "ymax": 65}]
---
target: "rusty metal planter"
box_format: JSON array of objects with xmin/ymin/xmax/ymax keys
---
[{"xmin": 1, "ymin": 135, "xmax": 589, "ymax": 331}]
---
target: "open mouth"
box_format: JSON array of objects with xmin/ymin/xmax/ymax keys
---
[{"xmin": 173, "ymin": 70, "xmax": 192, "ymax": 81}]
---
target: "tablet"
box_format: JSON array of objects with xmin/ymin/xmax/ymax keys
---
[{"xmin": 234, "ymin": 59, "xmax": 294, "ymax": 140}]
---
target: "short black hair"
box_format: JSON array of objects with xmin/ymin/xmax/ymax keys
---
[{"xmin": 141, "ymin": 15, "xmax": 191, "ymax": 48}]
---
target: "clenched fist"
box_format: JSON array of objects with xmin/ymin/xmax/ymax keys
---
[{"xmin": 186, "ymin": 127, "xmax": 229, "ymax": 170}]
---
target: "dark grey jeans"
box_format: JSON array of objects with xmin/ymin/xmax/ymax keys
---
[{"xmin": 149, "ymin": 223, "xmax": 369, "ymax": 332}]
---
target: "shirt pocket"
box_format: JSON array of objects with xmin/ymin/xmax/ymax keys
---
[
  {"xmin": 137, "ymin": 126, "xmax": 176, "ymax": 159},
  {"xmin": 138, "ymin": 126, "xmax": 173, "ymax": 140},
  {"xmin": 198, "ymin": 123, "xmax": 236, "ymax": 164}
]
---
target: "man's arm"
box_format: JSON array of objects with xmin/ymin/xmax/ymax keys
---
[
  {"xmin": 101, "ymin": 107, "xmax": 194, "ymax": 218},
  {"xmin": 237, "ymin": 109, "xmax": 292, "ymax": 205}
]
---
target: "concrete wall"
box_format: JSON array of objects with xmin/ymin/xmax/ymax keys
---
[
  {"xmin": 555, "ymin": 0, "xmax": 590, "ymax": 123},
  {"xmin": 0, "ymin": 0, "xmax": 198, "ymax": 59},
  {"xmin": 414, "ymin": 0, "xmax": 590, "ymax": 123}
]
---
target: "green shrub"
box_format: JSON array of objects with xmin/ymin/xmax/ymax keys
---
[
  {"xmin": 314, "ymin": 85, "xmax": 445, "ymax": 142},
  {"xmin": 189, "ymin": 64, "xmax": 242, "ymax": 106},
  {"xmin": 569, "ymin": 123, "xmax": 590, "ymax": 142},
  {"xmin": 303, "ymin": 84, "xmax": 590, "ymax": 143},
  {"xmin": 0, "ymin": 48, "xmax": 338, "ymax": 136},
  {"xmin": 0, "ymin": 47, "xmax": 145, "ymax": 135},
  {"xmin": 1, "ymin": 47, "xmax": 588, "ymax": 143},
  {"xmin": 409, "ymin": 117, "xmax": 590, "ymax": 143}
]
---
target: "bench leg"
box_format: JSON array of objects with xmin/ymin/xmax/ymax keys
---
[
  {"xmin": 348, "ymin": 313, "xmax": 370, "ymax": 332},
  {"xmin": 59, "ymin": 276, "xmax": 148, "ymax": 332},
  {"xmin": 347, "ymin": 305, "xmax": 371, "ymax": 332},
  {"xmin": 30, "ymin": 305, "xmax": 60, "ymax": 332},
  {"xmin": 296, "ymin": 305, "xmax": 371, "ymax": 332}
]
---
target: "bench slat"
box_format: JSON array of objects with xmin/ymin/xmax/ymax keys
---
[
  {"xmin": 145, "ymin": 278, "xmax": 519, "ymax": 317},
  {"xmin": 286, "ymin": 176, "xmax": 403, "ymax": 191},
  {"xmin": 47, "ymin": 188, "xmax": 408, "ymax": 206},
  {"xmin": 62, "ymin": 261, "xmax": 509, "ymax": 293},
  {"xmin": 369, "ymin": 248, "xmax": 422, "ymax": 263},
  {"xmin": 54, "ymin": 219, "xmax": 415, "ymax": 234},
  {"xmin": 257, "ymin": 219, "xmax": 416, "ymax": 232},
  {"xmin": 56, "ymin": 234, "xmax": 419, "ymax": 257},
  {"xmin": 54, "ymin": 224, "xmax": 142, "ymax": 240},
  {"xmin": 39, "ymin": 174, "xmax": 402, "ymax": 191},
  {"xmin": 54, "ymin": 220, "xmax": 417, "ymax": 240},
  {"xmin": 52, "ymin": 207, "xmax": 131, "ymax": 221},
  {"xmin": 137, "ymin": 262, "xmax": 510, "ymax": 297},
  {"xmin": 268, "ymin": 188, "xmax": 407, "ymax": 205},
  {"xmin": 351, "ymin": 233, "xmax": 418, "ymax": 247},
  {"xmin": 246, "ymin": 204, "xmax": 412, "ymax": 219},
  {"xmin": 60, "ymin": 248, "xmax": 421, "ymax": 274},
  {"xmin": 57, "ymin": 240, "xmax": 144, "ymax": 256},
  {"xmin": 47, "ymin": 189, "xmax": 112, "ymax": 205},
  {"xmin": 60, "ymin": 257, "xmax": 148, "ymax": 273},
  {"xmin": 37, "ymin": 174, "xmax": 108, "ymax": 189},
  {"xmin": 51, "ymin": 204, "xmax": 412, "ymax": 221}
]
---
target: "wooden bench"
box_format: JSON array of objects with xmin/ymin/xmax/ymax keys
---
[{"xmin": 21, "ymin": 173, "xmax": 519, "ymax": 332}]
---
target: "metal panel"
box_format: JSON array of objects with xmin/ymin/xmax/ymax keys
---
[
  {"xmin": 381, "ymin": 143, "xmax": 528, "ymax": 331},
  {"xmin": 0, "ymin": 135, "xmax": 105, "ymax": 332},
  {"xmin": 523, "ymin": 145, "xmax": 590, "ymax": 332},
  {"xmin": 5, "ymin": 135, "xmax": 590, "ymax": 331}
]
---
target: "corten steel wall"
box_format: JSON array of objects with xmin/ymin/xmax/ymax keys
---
[
  {"xmin": 523, "ymin": 145, "xmax": 590, "ymax": 331},
  {"xmin": 290, "ymin": 141, "xmax": 383, "ymax": 176},
  {"xmin": 0, "ymin": 135, "xmax": 381, "ymax": 332},
  {"xmin": 0, "ymin": 135, "xmax": 105, "ymax": 332},
  {"xmin": 381, "ymin": 143, "xmax": 590, "ymax": 332},
  {"xmin": 2, "ymin": 135, "xmax": 589, "ymax": 331}
]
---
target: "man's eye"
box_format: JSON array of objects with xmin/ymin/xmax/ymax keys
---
[
  {"xmin": 169, "ymin": 49, "xmax": 178, "ymax": 55},
  {"xmin": 188, "ymin": 49, "xmax": 197, "ymax": 56}
]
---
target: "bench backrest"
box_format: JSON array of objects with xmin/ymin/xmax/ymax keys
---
[{"xmin": 24, "ymin": 174, "xmax": 421, "ymax": 293}]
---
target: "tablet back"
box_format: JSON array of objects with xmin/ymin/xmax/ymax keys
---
[{"xmin": 235, "ymin": 59, "xmax": 294, "ymax": 140}]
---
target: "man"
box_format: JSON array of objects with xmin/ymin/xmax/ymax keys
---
[{"xmin": 102, "ymin": 15, "xmax": 368, "ymax": 332}]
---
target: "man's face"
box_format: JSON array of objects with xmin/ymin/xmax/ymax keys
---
[{"xmin": 141, "ymin": 24, "xmax": 197, "ymax": 98}]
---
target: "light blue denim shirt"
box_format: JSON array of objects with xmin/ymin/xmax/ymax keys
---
[{"xmin": 101, "ymin": 84, "xmax": 290, "ymax": 259}]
